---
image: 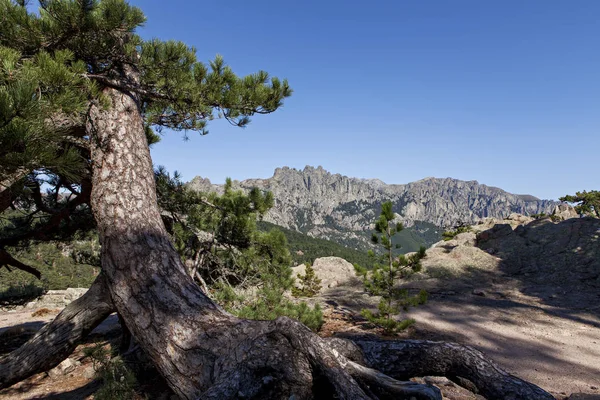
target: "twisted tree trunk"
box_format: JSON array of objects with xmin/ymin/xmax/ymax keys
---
[{"xmin": 0, "ymin": 67, "xmax": 555, "ymax": 399}]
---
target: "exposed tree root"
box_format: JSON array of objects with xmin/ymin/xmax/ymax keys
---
[
  {"xmin": 327, "ymin": 336, "xmax": 555, "ymax": 400},
  {"xmin": 0, "ymin": 275, "xmax": 114, "ymax": 389},
  {"xmin": 0, "ymin": 288, "xmax": 554, "ymax": 400}
]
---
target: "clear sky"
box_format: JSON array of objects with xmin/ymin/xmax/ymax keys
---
[{"xmin": 130, "ymin": 0, "xmax": 599, "ymax": 200}]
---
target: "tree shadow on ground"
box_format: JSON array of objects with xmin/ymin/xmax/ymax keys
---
[
  {"xmin": 3, "ymin": 379, "xmax": 102, "ymax": 400},
  {"xmin": 395, "ymin": 217, "xmax": 600, "ymax": 394}
]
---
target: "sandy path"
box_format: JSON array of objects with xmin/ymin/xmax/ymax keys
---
[{"xmin": 406, "ymin": 289, "xmax": 600, "ymax": 397}]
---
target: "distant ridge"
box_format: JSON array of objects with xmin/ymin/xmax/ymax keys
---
[{"xmin": 188, "ymin": 166, "xmax": 557, "ymax": 251}]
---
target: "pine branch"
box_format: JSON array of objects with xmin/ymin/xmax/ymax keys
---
[{"xmin": 0, "ymin": 248, "xmax": 41, "ymax": 279}]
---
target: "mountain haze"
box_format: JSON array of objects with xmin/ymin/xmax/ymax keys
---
[{"xmin": 188, "ymin": 166, "xmax": 557, "ymax": 251}]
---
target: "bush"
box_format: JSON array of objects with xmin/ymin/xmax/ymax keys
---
[
  {"xmin": 0, "ymin": 283, "xmax": 45, "ymax": 306},
  {"xmin": 84, "ymin": 344, "xmax": 138, "ymax": 400},
  {"xmin": 237, "ymin": 299, "xmax": 323, "ymax": 332},
  {"xmin": 442, "ymin": 225, "xmax": 470, "ymax": 241}
]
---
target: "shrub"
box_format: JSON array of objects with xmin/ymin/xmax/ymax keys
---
[
  {"xmin": 442, "ymin": 225, "xmax": 471, "ymax": 241},
  {"xmin": 360, "ymin": 202, "xmax": 428, "ymax": 334}
]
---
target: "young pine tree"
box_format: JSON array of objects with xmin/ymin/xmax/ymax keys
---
[
  {"xmin": 291, "ymin": 262, "xmax": 322, "ymax": 298},
  {"xmin": 360, "ymin": 201, "xmax": 428, "ymax": 334}
]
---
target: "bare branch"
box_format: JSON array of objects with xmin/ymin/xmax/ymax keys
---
[{"xmin": 0, "ymin": 248, "xmax": 41, "ymax": 279}]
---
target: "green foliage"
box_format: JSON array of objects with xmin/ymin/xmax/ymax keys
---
[
  {"xmin": 1, "ymin": 0, "xmax": 291, "ymax": 137},
  {"xmin": 257, "ymin": 221, "xmax": 376, "ymax": 268},
  {"xmin": 83, "ymin": 344, "xmax": 138, "ymax": 400},
  {"xmin": 530, "ymin": 213, "xmax": 547, "ymax": 220},
  {"xmin": 353, "ymin": 263, "xmax": 368, "ymax": 279},
  {"xmin": 237, "ymin": 300, "xmax": 323, "ymax": 332},
  {"xmin": 155, "ymin": 169, "xmax": 322, "ymax": 331},
  {"xmin": 291, "ymin": 262, "xmax": 322, "ymax": 298},
  {"xmin": 550, "ymin": 214, "xmax": 562, "ymax": 222},
  {"xmin": 442, "ymin": 225, "xmax": 471, "ymax": 241},
  {"xmin": 360, "ymin": 201, "xmax": 427, "ymax": 334},
  {"xmin": 0, "ymin": 43, "xmax": 90, "ymax": 182},
  {"xmin": 0, "ymin": 282, "xmax": 45, "ymax": 305},
  {"xmin": 560, "ymin": 190, "xmax": 600, "ymax": 218},
  {"xmin": 0, "ymin": 240, "xmax": 98, "ymax": 295}
]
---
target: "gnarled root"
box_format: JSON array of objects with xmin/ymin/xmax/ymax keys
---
[
  {"xmin": 327, "ymin": 336, "xmax": 555, "ymax": 400},
  {"xmin": 0, "ymin": 290, "xmax": 552, "ymax": 400},
  {"xmin": 201, "ymin": 317, "xmax": 442, "ymax": 400}
]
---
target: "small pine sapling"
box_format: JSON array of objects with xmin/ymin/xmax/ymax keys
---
[
  {"xmin": 361, "ymin": 202, "xmax": 428, "ymax": 334},
  {"xmin": 292, "ymin": 262, "xmax": 322, "ymax": 297}
]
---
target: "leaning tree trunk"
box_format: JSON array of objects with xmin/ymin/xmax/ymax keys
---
[
  {"xmin": 0, "ymin": 275, "xmax": 114, "ymax": 388},
  {"xmin": 0, "ymin": 65, "xmax": 554, "ymax": 399},
  {"xmin": 85, "ymin": 67, "xmax": 375, "ymax": 399}
]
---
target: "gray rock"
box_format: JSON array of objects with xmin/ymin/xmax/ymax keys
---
[
  {"xmin": 83, "ymin": 365, "xmax": 97, "ymax": 379},
  {"xmin": 25, "ymin": 288, "xmax": 88, "ymax": 309},
  {"xmin": 568, "ymin": 394, "xmax": 600, "ymax": 400},
  {"xmin": 48, "ymin": 358, "xmax": 79, "ymax": 378},
  {"xmin": 187, "ymin": 166, "xmax": 557, "ymax": 251},
  {"xmin": 292, "ymin": 257, "xmax": 358, "ymax": 293},
  {"xmin": 552, "ymin": 203, "xmax": 580, "ymax": 221}
]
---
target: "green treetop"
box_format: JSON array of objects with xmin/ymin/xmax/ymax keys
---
[
  {"xmin": 560, "ymin": 190, "xmax": 600, "ymax": 218},
  {"xmin": 0, "ymin": 0, "xmax": 290, "ymax": 277}
]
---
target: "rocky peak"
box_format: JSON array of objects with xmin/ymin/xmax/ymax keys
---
[{"xmin": 187, "ymin": 166, "xmax": 558, "ymax": 251}]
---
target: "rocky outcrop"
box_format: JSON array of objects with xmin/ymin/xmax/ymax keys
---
[
  {"xmin": 188, "ymin": 166, "xmax": 558, "ymax": 249},
  {"xmin": 476, "ymin": 216, "xmax": 600, "ymax": 287},
  {"xmin": 24, "ymin": 288, "xmax": 88, "ymax": 309},
  {"xmin": 422, "ymin": 208, "xmax": 600, "ymax": 295}
]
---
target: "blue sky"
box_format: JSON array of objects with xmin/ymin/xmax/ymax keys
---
[{"xmin": 131, "ymin": 0, "xmax": 598, "ymax": 200}]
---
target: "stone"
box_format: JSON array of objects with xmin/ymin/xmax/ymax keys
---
[
  {"xmin": 26, "ymin": 288, "xmax": 88, "ymax": 309},
  {"xmin": 568, "ymin": 394, "xmax": 600, "ymax": 400},
  {"xmin": 48, "ymin": 358, "xmax": 79, "ymax": 378},
  {"xmin": 552, "ymin": 204, "xmax": 580, "ymax": 221},
  {"xmin": 292, "ymin": 257, "xmax": 358, "ymax": 293},
  {"xmin": 83, "ymin": 365, "xmax": 97, "ymax": 379}
]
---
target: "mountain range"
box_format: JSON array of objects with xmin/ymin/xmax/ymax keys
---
[{"xmin": 187, "ymin": 166, "xmax": 558, "ymax": 252}]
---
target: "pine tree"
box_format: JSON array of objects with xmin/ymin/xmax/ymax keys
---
[
  {"xmin": 292, "ymin": 262, "xmax": 322, "ymax": 298},
  {"xmin": 560, "ymin": 190, "xmax": 600, "ymax": 218},
  {"xmin": 360, "ymin": 201, "xmax": 427, "ymax": 334},
  {"xmin": 0, "ymin": 2, "xmax": 557, "ymax": 398}
]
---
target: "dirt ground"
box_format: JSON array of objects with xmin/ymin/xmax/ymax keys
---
[
  {"xmin": 1, "ymin": 276, "xmax": 600, "ymax": 399},
  {"xmin": 318, "ymin": 273, "xmax": 600, "ymax": 400}
]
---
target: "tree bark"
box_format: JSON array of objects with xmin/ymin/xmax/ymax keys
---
[{"xmin": 0, "ymin": 275, "xmax": 114, "ymax": 389}]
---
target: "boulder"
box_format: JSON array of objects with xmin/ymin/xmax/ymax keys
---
[
  {"xmin": 552, "ymin": 204, "xmax": 579, "ymax": 221},
  {"xmin": 292, "ymin": 257, "xmax": 358, "ymax": 292},
  {"xmin": 48, "ymin": 358, "xmax": 79, "ymax": 378},
  {"xmin": 25, "ymin": 288, "xmax": 88, "ymax": 309}
]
